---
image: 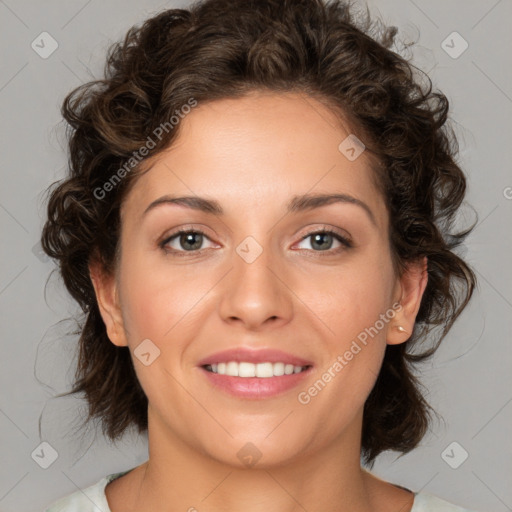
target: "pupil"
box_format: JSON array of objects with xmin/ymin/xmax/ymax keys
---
[
  {"xmin": 312, "ymin": 233, "xmax": 332, "ymax": 250},
  {"xmin": 181, "ymin": 232, "xmax": 202, "ymax": 250}
]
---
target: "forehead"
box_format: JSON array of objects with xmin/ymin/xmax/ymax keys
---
[{"xmin": 122, "ymin": 91, "xmax": 387, "ymax": 230}]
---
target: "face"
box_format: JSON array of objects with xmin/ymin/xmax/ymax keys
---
[{"xmin": 94, "ymin": 91, "xmax": 423, "ymax": 468}]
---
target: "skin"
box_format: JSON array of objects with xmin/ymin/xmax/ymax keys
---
[{"xmin": 90, "ymin": 90, "xmax": 428, "ymax": 512}]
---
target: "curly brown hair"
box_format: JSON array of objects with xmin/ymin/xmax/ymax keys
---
[{"xmin": 41, "ymin": 0, "xmax": 477, "ymax": 466}]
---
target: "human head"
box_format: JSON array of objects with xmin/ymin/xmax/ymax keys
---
[{"xmin": 41, "ymin": 0, "xmax": 476, "ymax": 466}]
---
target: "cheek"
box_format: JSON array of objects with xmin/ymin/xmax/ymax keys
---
[
  {"xmin": 117, "ymin": 250, "xmax": 223, "ymax": 364},
  {"xmin": 297, "ymin": 264, "xmax": 395, "ymax": 431},
  {"xmin": 304, "ymin": 249, "xmax": 396, "ymax": 397},
  {"xmin": 116, "ymin": 254, "xmax": 201, "ymax": 395},
  {"xmin": 117, "ymin": 249, "xmax": 191, "ymax": 343},
  {"xmin": 308, "ymin": 250, "xmax": 396, "ymax": 338}
]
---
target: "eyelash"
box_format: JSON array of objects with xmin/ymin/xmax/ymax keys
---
[{"xmin": 159, "ymin": 226, "xmax": 353, "ymax": 258}]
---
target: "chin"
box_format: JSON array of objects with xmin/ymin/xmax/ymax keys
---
[{"xmin": 195, "ymin": 430, "xmax": 313, "ymax": 470}]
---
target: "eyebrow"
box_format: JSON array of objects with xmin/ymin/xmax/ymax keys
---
[{"xmin": 142, "ymin": 192, "xmax": 377, "ymax": 226}]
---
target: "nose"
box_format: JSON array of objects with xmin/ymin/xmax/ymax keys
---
[{"xmin": 218, "ymin": 240, "xmax": 294, "ymax": 331}]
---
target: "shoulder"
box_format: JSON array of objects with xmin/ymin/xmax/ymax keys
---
[
  {"xmin": 43, "ymin": 471, "xmax": 130, "ymax": 512},
  {"xmin": 412, "ymin": 491, "xmax": 481, "ymax": 512}
]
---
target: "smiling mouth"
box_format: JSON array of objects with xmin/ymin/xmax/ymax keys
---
[{"xmin": 203, "ymin": 361, "xmax": 311, "ymax": 378}]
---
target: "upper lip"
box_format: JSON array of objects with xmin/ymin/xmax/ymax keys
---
[{"xmin": 197, "ymin": 348, "xmax": 313, "ymax": 367}]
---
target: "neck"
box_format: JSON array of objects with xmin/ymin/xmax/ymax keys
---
[{"xmin": 127, "ymin": 409, "xmax": 382, "ymax": 512}]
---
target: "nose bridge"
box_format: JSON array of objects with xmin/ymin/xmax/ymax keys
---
[{"xmin": 218, "ymin": 233, "xmax": 293, "ymax": 327}]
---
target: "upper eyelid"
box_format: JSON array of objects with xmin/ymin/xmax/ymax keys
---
[{"xmin": 160, "ymin": 225, "xmax": 216, "ymax": 244}]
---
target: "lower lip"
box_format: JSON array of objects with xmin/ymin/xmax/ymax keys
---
[{"xmin": 199, "ymin": 366, "xmax": 313, "ymax": 399}]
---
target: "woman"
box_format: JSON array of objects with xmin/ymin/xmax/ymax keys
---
[{"xmin": 41, "ymin": 0, "xmax": 479, "ymax": 510}]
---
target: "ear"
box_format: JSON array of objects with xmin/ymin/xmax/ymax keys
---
[
  {"xmin": 88, "ymin": 259, "xmax": 128, "ymax": 347},
  {"xmin": 387, "ymin": 256, "xmax": 428, "ymax": 345}
]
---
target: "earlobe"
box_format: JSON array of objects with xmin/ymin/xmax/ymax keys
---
[
  {"xmin": 387, "ymin": 256, "xmax": 428, "ymax": 346},
  {"xmin": 88, "ymin": 260, "xmax": 128, "ymax": 347}
]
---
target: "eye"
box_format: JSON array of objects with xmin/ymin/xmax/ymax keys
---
[
  {"xmin": 159, "ymin": 228, "xmax": 216, "ymax": 256},
  {"xmin": 294, "ymin": 227, "xmax": 353, "ymax": 254},
  {"xmin": 159, "ymin": 226, "xmax": 353, "ymax": 257}
]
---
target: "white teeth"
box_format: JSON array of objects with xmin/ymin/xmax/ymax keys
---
[
  {"xmin": 207, "ymin": 361, "xmax": 307, "ymax": 377},
  {"xmin": 273, "ymin": 362, "xmax": 285, "ymax": 376},
  {"xmin": 226, "ymin": 361, "xmax": 238, "ymax": 376},
  {"xmin": 239, "ymin": 362, "xmax": 255, "ymax": 377},
  {"xmin": 284, "ymin": 364, "xmax": 294, "ymax": 375}
]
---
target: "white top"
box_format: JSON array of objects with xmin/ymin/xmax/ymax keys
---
[{"xmin": 44, "ymin": 470, "xmax": 479, "ymax": 512}]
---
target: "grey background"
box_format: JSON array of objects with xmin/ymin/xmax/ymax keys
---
[{"xmin": 0, "ymin": 1, "xmax": 511, "ymax": 511}]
